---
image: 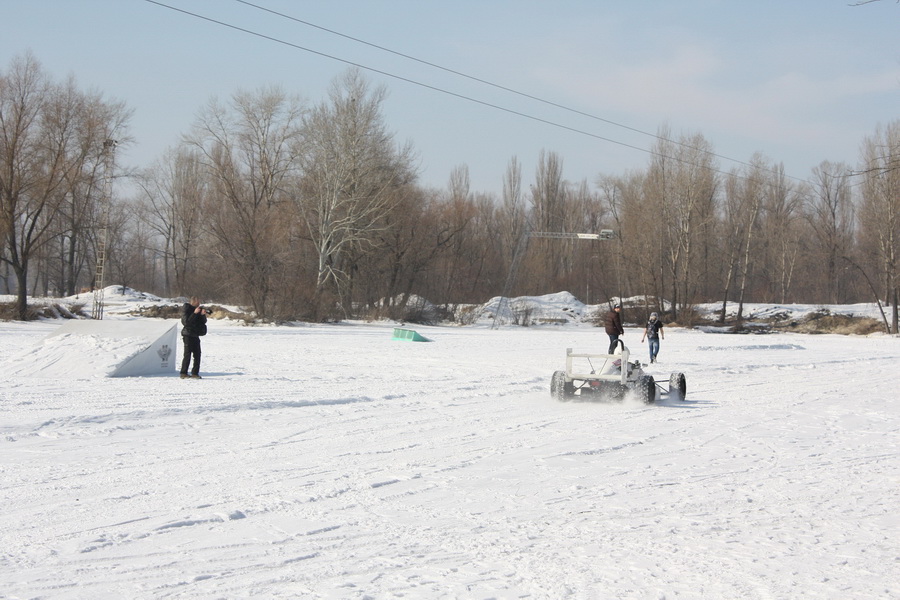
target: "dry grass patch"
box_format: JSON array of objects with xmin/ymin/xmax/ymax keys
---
[
  {"xmin": 130, "ymin": 303, "xmax": 256, "ymax": 323},
  {"xmin": 783, "ymin": 311, "xmax": 884, "ymax": 335},
  {"xmin": 0, "ymin": 302, "xmax": 88, "ymax": 321}
]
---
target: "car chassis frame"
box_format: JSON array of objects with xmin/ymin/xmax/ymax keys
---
[{"xmin": 551, "ymin": 343, "xmax": 686, "ymax": 404}]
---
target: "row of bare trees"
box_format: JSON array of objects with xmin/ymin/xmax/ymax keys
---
[
  {"xmin": 136, "ymin": 70, "xmax": 420, "ymax": 321},
  {"xmin": 2, "ymin": 53, "xmax": 899, "ymax": 331},
  {"xmin": 0, "ymin": 53, "xmax": 131, "ymax": 318}
]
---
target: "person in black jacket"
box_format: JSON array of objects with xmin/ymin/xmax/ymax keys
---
[
  {"xmin": 180, "ymin": 296, "xmax": 209, "ymax": 379},
  {"xmin": 604, "ymin": 304, "xmax": 624, "ymax": 354}
]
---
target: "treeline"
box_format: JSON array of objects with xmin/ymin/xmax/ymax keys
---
[{"xmin": 2, "ymin": 53, "xmax": 899, "ymax": 330}]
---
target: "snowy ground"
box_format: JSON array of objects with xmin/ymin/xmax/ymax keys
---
[{"xmin": 0, "ymin": 294, "xmax": 898, "ymax": 599}]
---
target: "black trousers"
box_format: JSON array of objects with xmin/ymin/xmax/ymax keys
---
[
  {"xmin": 608, "ymin": 334, "xmax": 621, "ymax": 355},
  {"xmin": 181, "ymin": 335, "xmax": 202, "ymax": 375}
]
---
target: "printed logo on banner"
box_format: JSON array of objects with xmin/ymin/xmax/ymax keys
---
[{"xmin": 158, "ymin": 344, "xmax": 172, "ymax": 367}]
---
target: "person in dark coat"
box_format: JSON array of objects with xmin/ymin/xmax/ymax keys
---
[
  {"xmin": 180, "ymin": 296, "xmax": 209, "ymax": 379},
  {"xmin": 604, "ymin": 304, "xmax": 624, "ymax": 354},
  {"xmin": 640, "ymin": 311, "xmax": 665, "ymax": 363}
]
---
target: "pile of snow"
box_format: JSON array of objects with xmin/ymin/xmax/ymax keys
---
[
  {"xmin": 477, "ymin": 291, "xmax": 589, "ymax": 325},
  {"xmin": 0, "ymin": 319, "xmax": 178, "ymax": 379},
  {"xmin": 2, "ymin": 286, "xmax": 890, "ymax": 330},
  {"xmin": 695, "ymin": 300, "xmax": 887, "ymax": 322},
  {"xmin": 1, "ymin": 285, "xmax": 166, "ymax": 310}
]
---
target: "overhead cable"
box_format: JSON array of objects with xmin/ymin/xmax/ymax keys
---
[{"xmin": 144, "ymin": 0, "xmax": 809, "ymax": 184}]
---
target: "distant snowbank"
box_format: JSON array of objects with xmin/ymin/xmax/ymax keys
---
[{"xmin": 1, "ymin": 285, "xmax": 891, "ymax": 329}]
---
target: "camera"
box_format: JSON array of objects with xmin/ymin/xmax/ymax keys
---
[{"xmin": 201, "ymin": 306, "xmax": 214, "ymax": 315}]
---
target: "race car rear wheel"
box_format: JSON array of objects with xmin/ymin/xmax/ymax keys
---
[
  {"xmin": 637, "ymin": 375, "xmax": 656, "ymax": 404},
  {"xmin": 669, "ymin": 373, "xmax": 687, "ymax": 401},
  {"xmin": 551, "ymin": 370, "xmax": 574, "ymax": 401}
]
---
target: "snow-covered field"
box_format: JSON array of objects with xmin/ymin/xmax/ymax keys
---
[{"xmin": 1, "ymin": 292, "xmax": 898, "ymax": 599}]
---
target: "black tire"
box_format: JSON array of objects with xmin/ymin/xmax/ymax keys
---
[
  {"xmin": 551, "ymin": 370, "xmax": 574, "ymax": 401},
  {"xmin": 609, "ymin": 383, "xmax": 627, "ymax": 400},
  {"xmin": 669, "ymin": 373, "xmax": 687, "ymax": 401},
  {"xmin": 637, "ymin": 375, "xmax": 656, "ymax": 404}
]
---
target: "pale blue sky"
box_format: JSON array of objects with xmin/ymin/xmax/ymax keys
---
[{"xmin": 2, "ymin": 0, "xmax": 898, "ymax": 194}]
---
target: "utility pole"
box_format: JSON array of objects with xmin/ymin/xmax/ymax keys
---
[
  {"xmin": 92, "ymin": 139, "xmax": 117, "ymax": 320},
  {"xmin": 491, "ymin": 229, "xmax": 615, "ymax": 329}
]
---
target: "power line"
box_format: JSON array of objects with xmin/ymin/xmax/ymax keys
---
[
  {"xmin": 144, "ymin": 0, "xmax": 808, "ymax": 185},
  {"xmin": 235, "ymin": 2, "xmax": 664, "ymax": 141},
  {"xmin": 234, "ymin": 0, "xmax": 776, "ymax": 179}
]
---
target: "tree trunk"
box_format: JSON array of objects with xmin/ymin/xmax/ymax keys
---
[{"xmin": 13, "ymin": 263, "xmax": 28, "ymax": 320}]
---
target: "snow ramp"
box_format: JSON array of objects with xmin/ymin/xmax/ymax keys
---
[
  {"xmin": 4, "ymin": 319, "xmax": 178, "ymax": 378},
  {"xmin": 391, "ymin": 327, "xmax": 432, "ymax": 342}
]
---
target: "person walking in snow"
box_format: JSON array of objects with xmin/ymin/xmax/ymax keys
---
[
  {"xmin": 604, "ymin": 304, "xmax": 624, "ymax": 354},
  {"xmin": 180, "ymin": 296, "xmax": 209, "ymax": 379},
  {"xmin": 640, "ymin": 312, "xmax": 664, "ymax": 363}
]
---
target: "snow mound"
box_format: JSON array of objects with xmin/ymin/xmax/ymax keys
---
[
  {"xmin": 478, "ymin": 291, "xmax": 588, "ymax": 325},
  {"xmin": 1, "ymin": 319, "xmax": 178, "ymax": 379}
]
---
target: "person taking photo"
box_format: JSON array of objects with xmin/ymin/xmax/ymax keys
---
[{"xmin": 180, "ymin": 296, "xmax": 209, "ymax": 379}]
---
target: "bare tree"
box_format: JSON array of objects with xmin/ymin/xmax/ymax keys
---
[
  {"xmin": 807, "ymin": 161, "xmax": 855, "ymax": 303},
  {"xmin": 0, "ymin": 54, "xmax": 58, "ymax": 318},
  {"xmin": 138, "ymin": 146, "xmax": 209, "ymax": 296},
  {"xmin": 436, "ymin": 165, "xmax": 476, "ymax": 303},
  {"xmin": 185, "ymin": 86, "xmax": 304, "ymax": 319},
  {"xmin": 717, "ymin": 157, "xmax": 768, "ymax": 325},
  {"xmin": 558, "ymin": 179, "xmax": 600, "ymax": 299},
  {"xmin": 0, "ymin": 53, "xmax": 129, "ymax": 319},
  {"xmin": 368, "ymin": 185, "xmax": 437, "ymax": 315},
  {"xmin": 525, "ymin": 150, "xmax": 569, "ymax": 291},
  {"xmin": 593, "ymin": 172, "xmax": 650, "ymax": 309},
  {"xmin": 106, "ymin": 198, "xmax": 154, "ymax": 293},
  {"xmin": 296, "ymin": 69, "xmax": 415, "ymax": 320},
  {"xmin": 56, "ymin": 80, "xmax": 131, "ymax": 296},
  {"xmin": 759, "ymin": 164, "xmax": 804, "ymax": 303},
  {"xmin": 498, "ymin": 156, "xmax": 526, "ymax": 277},
  {"xmin": 645, "ymin": 127, "xmax": 718, "ymax": 319},
  {"xmin": 858, "ymin": 120, "xmax": 900, "ymax": 332}
]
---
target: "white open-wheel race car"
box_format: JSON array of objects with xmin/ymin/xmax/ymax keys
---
[{"xmin": 550, "ymin": 341, "xmax": 686, "ymax": 404}]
